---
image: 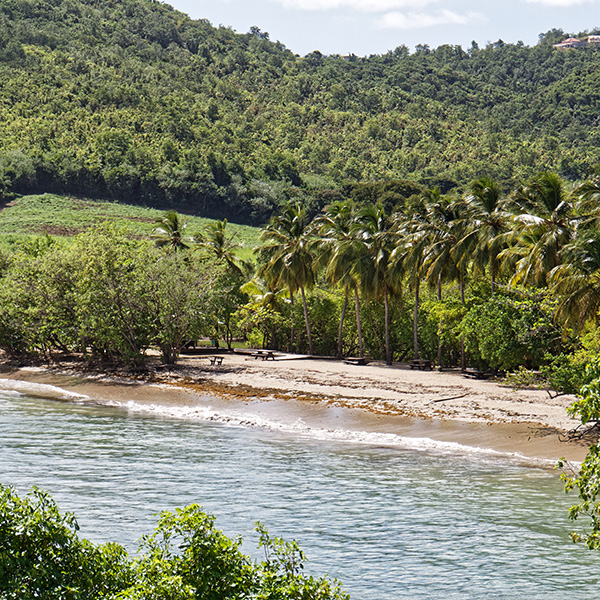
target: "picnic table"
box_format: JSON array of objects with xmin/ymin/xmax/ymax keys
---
[
  {"xmin": 409, "ymin": 358, "xmax": 432, "ymax": 371},
  {"xmin": 343, "ymin": 357, "xmax": 369, "ymax": 366},
  {"xmin": 463, "ymin": 368, "xmax": 487, "ymax": 379},
  {"xmin": 252, "ymin": 349, "xmax": 276, "ymax": 360},
  {"xmin": 207, "ymin": 355, "xmax": 224, "ymax": 366}
]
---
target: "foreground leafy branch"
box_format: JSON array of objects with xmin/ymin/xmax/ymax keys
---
[
  {"xmin": 0, "ymin": 486, "xmax": 349, "ymax": 600},
  {"xmin": 559, "ymin": 357, "xmax": 600, "ymax": 549}
]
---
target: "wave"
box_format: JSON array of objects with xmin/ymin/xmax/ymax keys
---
[
  {"xmin": 101, "ymin": 397, "xmax": 551, "ymax": 467},
  {"xmin": 0, "ymin": 378, "xmax": 554, "ymax": 467},
  {"xmin": 0, "ymin": 378, "xmax": 90, "ymax": 402}
]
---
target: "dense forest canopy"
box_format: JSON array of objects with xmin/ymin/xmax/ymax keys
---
[{"xmin": 0, "ymin": 0, "xmax": 599, "ymax": 223}]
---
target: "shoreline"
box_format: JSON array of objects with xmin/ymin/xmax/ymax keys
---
[{"xmin": 0, "ymin": 353, "xmax": 594, "ymax": 464}]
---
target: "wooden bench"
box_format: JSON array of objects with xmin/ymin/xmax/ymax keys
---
[
  {"xmin": 343, "ymin": 357, "xmax": 368, "ymax": 366},
  {"xmin": 252, "ymin": 349, "xmax": 276, "ymax": 360},
  {"xmin": 410, "ymin": 359, "xmax": 432, "ymax": 370},
  {"xmin": 463, "ymin": 368, "xmax": 487, "ymax": 379},
  {"xmin": 207, "ymin": 356, "xmax": 224, "ymax": 366}
]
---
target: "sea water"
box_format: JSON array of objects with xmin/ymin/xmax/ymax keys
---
[{"xmin": 0, "ymin": 378, "xmax": 598, "ymax": 599}]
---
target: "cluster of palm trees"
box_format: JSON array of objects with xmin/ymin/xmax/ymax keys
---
[{"xmin": 255, "ymin": 171, "xmax": 600, "ymax": 365}]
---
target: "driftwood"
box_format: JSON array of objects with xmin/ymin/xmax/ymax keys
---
[
  {"xmin": 430, "ymin": 393, "xmax": 469, "ymax": 404},
  {"xmin": 559, "ymin": 421, "xmax": 600, "ymax": 442}
]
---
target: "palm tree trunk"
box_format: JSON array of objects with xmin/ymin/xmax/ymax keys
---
[
  {"xmin": 337, "ymin": 287, "xmax": 349, "ymax": 359},
  {"xmin": 384, "ymin": 285, "xmax": 391, "ymax": 365},
  {"xmin": 354, "ymin": 287, "xmax": 364, "ymax": 358},
  {"xmin": 460, "ymin": 273, "xmax": 466, "ymax": 371},
  {"xmin": 437, "ymin": 274, "xmax": 442, "ymax": 367},
  {"xmin": 289, "ymin": 289, "xmax": 295, "ymax": 353},
  {"xmin": 300, "ymin": 285, "xmax": 314, "ymax": 355},
  {"xmin": 413, "ymin": 280, "xmax": 420, "ymax": 360}
]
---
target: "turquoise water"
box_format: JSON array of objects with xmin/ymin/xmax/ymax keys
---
[{"xmin": 0, "ymin": 380, "xmax": 598, "ymax": 599}]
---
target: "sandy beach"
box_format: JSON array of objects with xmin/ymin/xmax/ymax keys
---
[{"xmin": 0, "ymin": 350, "xmax": 593, "ymax": 464}]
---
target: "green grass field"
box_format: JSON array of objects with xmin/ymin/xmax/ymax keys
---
[{"xmin": 0, "ymin": 194, "xmax": 261, "ymax": 259}]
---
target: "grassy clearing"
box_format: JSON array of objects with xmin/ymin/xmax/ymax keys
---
[{"xmin": 0, "ymin": 194, "xmax": 261, "ymax": 259}]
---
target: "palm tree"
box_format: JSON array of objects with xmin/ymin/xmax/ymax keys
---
[
  {"xmin": 461, "ymin": 177, "xmax": 511, "ymax": 293},
  {"xmin": 257, "ymin": 204, "xmax": 316, "ymax": 355},
  {"xmin": 420, "ymin": 194, "xmax": 472, "ymax": 369},
  {"xmin": 195, "ymin": 219, "xmax": 250, "ymax": 275},
  {"xmin": 504, "ymin": 172, "xmax": 573, "ymax": 287},
  {"xmin": 240, "ymin": 277, "xmax": 291, "ymax": 348},
  {"xmin": 391, "ymin": 194, "xmax": 429, "ymax": 361},
  {"xmin": 315, "ymin": 202, "xmax": 364, "ymax": 358},
  {"xmin": 152, "ymin": 211, "xmax": 192, "ymax": 251},
  {"xmin": 351, "ymin": 204, "xmax": 399, "ymax": 365},
  {"xmin": 571, "ymin": 174, "xmax": 600, "ymax": 236},
  {"xmin": 551, "ymin": 231, "xmax": 600, "ymax": 330}
]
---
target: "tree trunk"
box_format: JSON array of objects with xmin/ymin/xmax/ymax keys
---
[
  {"xmin": 384, "ymin": 285, "xmax": 391, "ymax": 365},
  {"xmin": 354, "ymin": 287, "xmax": 364, "ymax": 358},
  {"xmin": 300, "ymin": 285, "xmax": 314, "ymax": 355},
  {"xmin": 413, "ymin": 281, "xmax": 420, "ymax": 360},
  {"xmin": 437, "ymin": 274, "xmax": 442, "ymax": 367},
  {"xmin": 289, "ymin": 289, "xmax": 295, "ymax": 353},
  {"xmin": 460, "ymin": 273, "xmax": 466, "ymax": 371},
  {"xmin": 337, "ymin": 287, "xmax": 349, "ymax": 359}
]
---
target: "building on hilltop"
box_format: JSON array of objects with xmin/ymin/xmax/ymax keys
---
[
  {"xmin": 553, "ymin": 36, "xmax": 600, "ymax": 49},
  {"xmin": 553, "ymin": 37, "xmax": 587, "ymax": 49}
]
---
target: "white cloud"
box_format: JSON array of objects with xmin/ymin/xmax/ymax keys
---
[
  {"xmin": 277, "ymin": 0, "xmax": 437, "ymax": 11},
  {"xmin": 377, "ymin": 9, "xmax": 482, "ymax": 29},
  {"xmin": 523, "ymin": 0, "xmax": 594, "ymax": 5}
]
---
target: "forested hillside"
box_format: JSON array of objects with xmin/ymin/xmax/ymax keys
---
[{"xmin": 0, "ymin": 0, "xmax": 599, "ymax": 223}]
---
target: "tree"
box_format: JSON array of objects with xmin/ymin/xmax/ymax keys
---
[
  {"xmin": 551, "ymin": 231, "xmax": 600, "ymax": 330},
  {"xmin": 0, "ymin": 486, "xmax": 349, "ymax": 600},
  {"xmin": 316, "ymin": 202, "xmax": 364, "ymax": 358},
  {"xmin": 72, "ymin": 226, "xmax": 157, "ymax": 364},
  {"xmin": 419, "ymin": 193, "xmax": 471, "ymax": 369},
  {"xmin": 504, "ymin": 172, "xmax": 573, "ymax": 287},
  {"xmin": 257, "ymin": 204, "xmax": 317, "ymax": 354},
  {"xmin": 152, "ymin": 211, "xmax": 193, "ymax": 252},
  {"xmin": 560, "ymin": 357, "xmax": 600, "ymax": 550},
  {"xmin": 461, "ymin": 177, "xmax": 511, "ymax": 293},
  {"xmin": 195, "ymin": 219, "xmax": 250, "ymax": 276},
  {"xmin": 0, "ymin": 486, "xmax": 131, "ymax": 599},
  {"xmin": 351, "ymin": 204, "xmax": 399, "ymax": 365},
  {"xmin": 146, "ymin": 253, "xmax": 214, "ymax": 364}
]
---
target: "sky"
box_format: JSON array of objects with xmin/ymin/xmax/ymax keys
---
[{"xmin": 167, "ymin": 0, "xmax": 599, "ymax": 56}]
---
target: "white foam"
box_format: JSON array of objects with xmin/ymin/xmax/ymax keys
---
[
  {"xmin": 0, "ymin": 378, "xmax": 553, "ymax": 467},
  {"xmin": 0, "ymin": 379, "xmax": 90, "ymax": 402},
  {"xmin": 102, "ymin": 398, "xmax": 548, "ymax": 466}
]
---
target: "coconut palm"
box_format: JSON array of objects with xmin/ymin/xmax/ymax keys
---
[
  {"xmin": 461, "ymin": 177, "xmax": 511, "ymax": 293},
  {"xmin": 418, "ymin": 193, "xmax": 472, "ymax": 369},
  {"xmin": 551, "ymin": 231, "xmax": 600, "ymax": 330},
  {"xmin": 351, "ymin": 204, "xmax": 399, "ymax": 365},
  {"xmin": 195, "ymin": 219, "xmax": 250, "ymax": 275},
  {"xmin": 573, "ymin": 174, "xmax": 600, "ymax": 230},
  {"xmin": 503, "ymin": 172, "xmax": 574, "ymax": 287},
  {"xmin": 315, "ymin": 202, "xmax": 364, "ymax": 358},
  {"xmin": 257, "ymin": 204, "xmax": 316, "ymax": 355},
  {"xmin": 390, "ymin": 194, "xmax": 430, "ymax": 360},
  {"xmin": 152, "ymin": 210, "xmax": 192, "ymax": 251}
]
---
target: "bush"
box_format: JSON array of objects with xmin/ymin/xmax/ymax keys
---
[{"xmin": 0, "ymin": 486, "xmax": 349, "ymax": 600}]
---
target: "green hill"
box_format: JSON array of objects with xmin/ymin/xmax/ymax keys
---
[{"xmin": 0, "ymin": 0, "xmax": 599, "ymax": 223}]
